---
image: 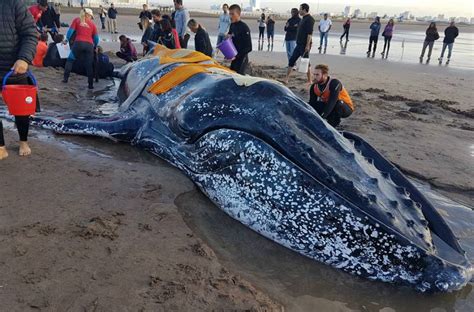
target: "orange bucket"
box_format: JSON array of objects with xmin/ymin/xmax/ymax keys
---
[{"xmin": 1, "ymin": 71, "xmax": 37, "ymax": 116}]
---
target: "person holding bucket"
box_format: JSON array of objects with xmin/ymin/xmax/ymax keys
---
[
  {"xmin": 308, "ymin": 64, "xmax": 354, "ymax": 127},
  {"xmin": 226, "ymin": 4, "xmax": 252, "ymax": 74},
  {"xmin": 0, "ymin": 0, "xmax": 39, "ymax": 159},
  {"xmin": 62, "ymin": 8, "xmax": 99, "ymax": 89},
  {"xmin": 285, "ymin": 3, "xmax": 315, "ymax": 85}
]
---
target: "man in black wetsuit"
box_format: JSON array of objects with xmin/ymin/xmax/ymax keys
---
[
  {"xmin": 227, "ymin": 4, "xmax": 252, "ymax": 74},
  {"xmin": 285, "ymin": 3, "xmax": 315, "ymax": 84},
  {"xmin": 308, "ymin": 64, "xmax": 354, "ymax": 127}
]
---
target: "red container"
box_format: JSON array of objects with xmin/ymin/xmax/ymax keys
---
[{"xmin": 1, "ymin": 71, "xmax": 37, "ymax": 116}]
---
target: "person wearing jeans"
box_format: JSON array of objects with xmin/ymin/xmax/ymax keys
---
[
  {"xmin": 438, "ymin": 21, "xmax": 459, "ymax": 64},
  {"xmin": 216, "ymin": 4, "xmax": 230, "ymax": 48},
  {"xmin": 284, "ymin": 8, "xmax": 300, "ymax": 61},
  {"xmin": 173, "ymin": 0, "xmax": 190, "ymax": 48},
  {"xmin": 367, "ymin": 16, "xmax": 381, "ymax": 57},
  {"xmin": 420, "ymin": 22, "xmax": 439, "ymax": 63},
  {"xmin": 318, "ymin": 13, "xmax": 332, "ymax": 52}
]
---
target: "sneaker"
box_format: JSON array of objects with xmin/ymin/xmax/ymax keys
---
[
  {"xmin": 438, "ymin": 57, "xmax": 443, "ymax": 62},
  {"xmin": 446, "ymin": 59, "xmax": 450, "ymax": 64},
  {"xmin": 426, "ymin": 58, "xmax": 430, "ymax": 63},
  {"xmin": 62, "ymin": 79, "xmax": 68, "ymax": 83},
  {"xmin": 88, "ymin": 84, "xmax": 94, "ymax": 89}
]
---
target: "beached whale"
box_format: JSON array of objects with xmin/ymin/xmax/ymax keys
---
[{"xmin": 31, "ymin": 48, "xmax": 472, "ymax": 292}]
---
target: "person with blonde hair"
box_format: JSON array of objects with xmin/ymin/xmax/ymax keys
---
[
  {"xmin": 308, "ymin": 64, "xmax": 354, "ymax": 127},
  {"xmin": 63, "ymin": 8, "xmax": 99, "ymax": 89},
  {"xmin": 141, "ymin": 17, "xmax": 154, "ymax": 55}
]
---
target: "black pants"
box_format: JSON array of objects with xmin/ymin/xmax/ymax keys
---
[
  {"xmin": 258, "ymin": 27, "xmax": 265, "ymax": 41},
  {"xmin": 0, "ymin": 74, "xmax": 36, "ymax": 146},
  {"xmin": 179, "ymin": 34, "xmax": 190, "ymax": 49},
  {"xmin": 116, "ymin": 52, "xmax": 136, "ymax": 63},
  {"xmin": 382, "ymin": 36, "xmax": 392, "ymax": 54},
  {"xmin": 368, "ymin": 35, "xmax": 378, "ymax": 54},
  {"xmin": 312, "ymin": 100, "xmax": 353, "ymax": 127},
  {"xmin": 230, "ymin": 54, "xmax": 248, "ymax": 75},
  {"xmin": 340, "ymin": 29, "xmax": 349, "ymax": 40},
  {"xmin": 64, "ymin": 41, "xmax": 95, "ymax": 87}
]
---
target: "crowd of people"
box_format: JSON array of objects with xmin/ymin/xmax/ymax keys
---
[{"xmin": 0, "ymin": 1, "xmax": 464, "ymax": 160}]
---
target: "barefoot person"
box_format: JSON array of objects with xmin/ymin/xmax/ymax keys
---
[
  {"xmin": 0, "ymin": 0, "xmax": 38, "ymax": 159},
  {"xmin": 308, "ymin": 64, "xmax": 354, "ymax": 127},
  {"xmin": 285, "ymin": 3, "xmax": 315, "ymax": 84}
]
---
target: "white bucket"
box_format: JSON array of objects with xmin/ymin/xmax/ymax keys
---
[{"xmin": 298, "ymin": 57, "xmax": 310, "ymax": 73}]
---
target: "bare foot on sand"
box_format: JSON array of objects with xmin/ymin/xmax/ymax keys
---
[
  {"xmin": 19, "ymin": 141, "xmax": 31, "ymax": 157},
  {"xmin": 0, "ymin": 146, "xmax": 8, "ymax": 160}
]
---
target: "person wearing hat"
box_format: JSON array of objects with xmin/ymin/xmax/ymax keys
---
[
  {"xmin": 62, "ymin": 8, "xmax": 99, "ymax": 89},
  {"xmin": 1, "ymin": 0, "xmax": 38, "ymax": 159}
]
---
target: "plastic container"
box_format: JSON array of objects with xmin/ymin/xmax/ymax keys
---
[
  {"xmin": 1, "ymin": 71, "xmax": 37, "ymax": 116},
  {"xmin": 217, "ymin": 38, "xmax": 238, "ymax": 59},
  {"xmin": 298, "ymin": 57, "xmax": 310, "ymax": 73}
]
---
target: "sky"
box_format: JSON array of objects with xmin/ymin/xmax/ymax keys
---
[{"xmin": 172, "ymin": 0, "xmax": 474, "ymax": 17}]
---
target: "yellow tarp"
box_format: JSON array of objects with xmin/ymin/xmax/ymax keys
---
[
  {"xmin": 148, "ymin": 63, "xmax": 234, "ymax": 95},
  {"xmin": 148, "ymin": 44, "xmax": 278, "ymax": 95},
  {"xmin": 152, "ymin": 44, "xmax": 213, "ymax": 64}
]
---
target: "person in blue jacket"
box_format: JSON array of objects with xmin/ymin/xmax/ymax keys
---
[{"xmin": 367, "ymin": 16, "xmax": 381, "ymax": 57}]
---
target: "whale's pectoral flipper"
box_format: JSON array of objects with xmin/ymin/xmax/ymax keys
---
[
  {"xmin": 31, "ymin": 112, "xmax": 142, "ymax": 143},
  {"xmin": 341, "ymin": 131, "xmax": 463, "ymax": 254}
]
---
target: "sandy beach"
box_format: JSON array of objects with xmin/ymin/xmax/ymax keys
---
[{"xmin": 0, "ymin": 9, "xmax": 473, "ymax": 312}]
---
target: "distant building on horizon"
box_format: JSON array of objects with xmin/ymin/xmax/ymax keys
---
[
  {"xmin": 343, "ymin": 6, "xmax": 351, "ymax": 17},
  {"xmin": 353, "ymin": 8, "xmax": 362, "ymax": 18},
  {"xmin": 249, "ymin": 0, "xmax": 260, "ymax": 11},
  {"xmin": 367, "ymin": 12, "xmax": 378, "ymax": 19},
  {"xmin": 401, "ymin": 11, "xmax": 410, "ymax": 20}
]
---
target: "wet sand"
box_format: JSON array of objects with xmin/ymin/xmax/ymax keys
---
[{"xmin": 0, "ymin": 13, "xmax": 473, "ymax": 311}]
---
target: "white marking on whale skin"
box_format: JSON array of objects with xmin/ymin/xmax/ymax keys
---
[{"xmin": 188, "ymin": 130, "xmax": 433, "ymax": 289}]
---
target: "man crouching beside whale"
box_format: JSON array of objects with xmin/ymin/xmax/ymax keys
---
[{"xmin": 309, "ymin": 64, "xmax": 354, "ymax": 127}]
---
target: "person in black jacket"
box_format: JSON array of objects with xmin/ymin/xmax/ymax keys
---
[
  {"xmin": 284, "ymin": 8, "xmax": 300, "ymax": 61},
  {"xmin": 40, "ymin": 4, "xmax": 59, "ymax": 40},
  {"xmin": 187, "ymin": 19, "xmax": 213, "ymax": 57},
  {"xmin": 43, "ymin": 34, "xmax": 66, "ymax": 68},
  {"xmin": 158, "ymin": 18, "xmax": 176, "ymax": 49},
  {"xmin": 419, "ymin": 22, "xmax": 439, "ymax": 63},
  {"xmin": 227, "ymin": 5, "xmax": 252, "ymax": 74},
  {"xmin": 438, "ymin": 21, "xmax": 459, "ymax": 64},
  {"xmin": 150, "ymin": 9, "xmax": 163, "ymax": 42},
  {"xmin": 0, "ymin": 0, "xmax": 38, "ymax": 159},
  {"xmin": 108, "ymin": 3, "xmax": 118, "ymax": 33},
  {"xmin": 138, "ymin": 4, "xmax": 152, "ymax": 30}
]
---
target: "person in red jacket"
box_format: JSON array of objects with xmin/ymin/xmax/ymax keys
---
[
  {"xmin": 28, "ymin": 0, "xmax": 49, "ymax": 23},
  {"xmin": 62, "ymin": 8, "xmax": 99, "ymax": 89}
]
